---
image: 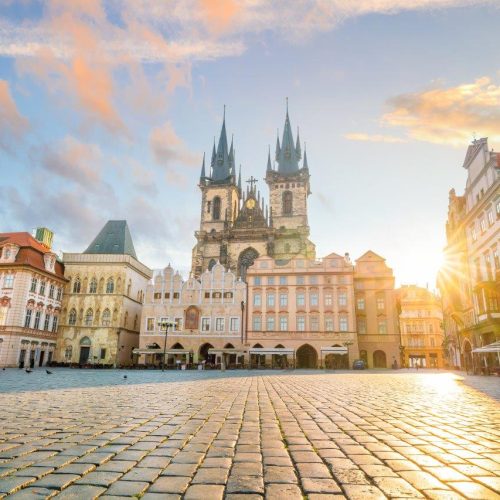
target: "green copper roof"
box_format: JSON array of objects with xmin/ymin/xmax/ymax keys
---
[{"xmin": 84, "ymin": 220, "xmax": 137, "ymax": 259}]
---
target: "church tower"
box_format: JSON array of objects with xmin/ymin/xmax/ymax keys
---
[
  {"xmin": 265, "ymin": 103, "xmax": 315, "ymax": 260},
  {"xmin": 192, "ymin": 109, "xmax": 241, "ymax": 276}
]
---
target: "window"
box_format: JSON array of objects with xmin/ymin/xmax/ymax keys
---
[
  {"xmin": 279, "ymin": 293, "xmax": 288, "ymax": 307},
  {"xmin": 254, "ymin": 276, "xmax": 261, "ymax": 285},
  {"xmin": 497, "ymin": 200, "xmax": 500, "ymax": 218},
  {"xmin": 173, "ymin": 292, "xmax": 180, "ymax": 299},
  {"xmin": 106, "ymin": 278, "xmax": 114, "ymax": 294},
  {"xmin": 297, "ymin": 276, "xmax": 305, "ymax": 285},
  {"xmin": 158, "ymin": 317, "xmax": 168, "ymax": 331},
  {"xmin": 296, "ymin": 293, "xmax": 305, "ymax": 307},
  {"xmin": 68, "ymin": 309, "xmax": 77, "ymax": 326},
  {"xmin": 297, "ymin": 316, "xmax": 305, "ymax": 331},
  {"xmin": 230, "ymin": 317, "xmax": 239, "ymax": 332},
  {"xmin": 325, "ymin": 317, "xmax": 334, "ymax": 331},
  {"xmin": 310, "ymin": 293, "xmax": 319, "ymax": 307},
  {"xmin": 30, "ymin": 278, "xmax": 37, "ymax": 293},
  {"xmin": 201, "ymin": 317, "xmax": 211, "ymax": 332},
  {"xmin": 279, "ymin": 316, "xmax": 288, "ymax": 331},
  {"xmin": 338, "ymin": 291, "xmax": 347, "ymax": 307},
  {"xmin": 283, "ymin": 191, "xmax": 293, "ymax": 215},
  {"xmin": 378, "ymin": 319, "xmax": 387, "ymax": 334},
  {"xmin": 480, "ymin": 218, "xmax": 486, "ymax": 233},
  {"xmin": 73, "ymin": 278, "xmax": 81, "ymax": 293},
  {"xmin": 84, "ymin": 309, "xmax": 93, "ymax": 326},
  {"xmin": 24, "ymin": 309, "xmax": 32, "ymax": 328},
  {"xmin": 471, "ymin": 226, "xmax": 477, "ymax": 242},
  {"xmin": 154, "ymin": 292, "xmax": 161, "ymax": 299},
  {"xmin": 39, "ymin": 281, "xmax": 46, "ymax": 296},
  {"xmin": 267, "ymin": 276, "xmax": 275, "ymax": 285},
  {"xmin": 215, "ymin": 317, "xmax": 224, "ymax": 331},
  {"xmin": 56, "ymin": 287, "xmax": 62, "ymax": 301},
  {"xmin": 339, "ymin": 316, "xmax": 348, "ymax": 332},
  {"xmin": 376, "ymin": 297, "xmax": 385, "ymax": 310},
  {"xmin": 34, "ymin": 310, "xmax": 41, "ymax": 329},
  {"xmin": 224, "ymin": 292, "xmax": 233, "ymax": 299},
  {"xmin": 253, "ymin": 315, "xmax": 262, "ymax": 331},
  {"xmin": 494, "ymin": 248, "xmax": 499, "ymax": 269},
  {"xmin": 174, "ymin": 318, "xmax": 183, "ymax": 331},
  {"xmin": 146, "ymin": 317, "xmax": 155, "ymax": 331},
  {"xmin": 430, "ymin": 337, "xmax": 435, "ymax": 347},
  {"xmin": 64, "ymin": 345, "xmax": 72, "ymax": 360},
  {"xmin": 4, "ymin": 274, "xmax": 14, "ymax": 288},
  {"xmin": 165, "ymin": 292, "xmax": 170, "ymax": 299},
  {"xmin": 253, "ymin": 294, "xmax": 261, "ymax": 307},
  {"xmin": 309, "ymin": 276, "xmax": 318, "ymax": 285},
  {"xmin": 488, "ymin": 210, "xmax": 494, "ymax": 226},
  {"xmin": 102, "ymin": 309, "xmax": 111, "ymax": 326},
  {"xmin": 279, "ymin": 276, "xmax": 287, "ymax": 285},
  {"xmin": 310, "ymin": 316, "xmax": 319, "ymax": 331},
  {"xmin": 356, "ymin": 297, "xmax": 365, "ymax": 310},
  {"xmin": 100, "ymin": 348, "xmax": 107, "ymax": 359},
  {"xmin": 49, "ymin": 284, "xmax": 55, "ymax": 298},
  {"xmin": 213, "ymin": 196, "xmax": 221, "ymax": 220},
  {"xmin": 51, "ymin": 316, "xmax": 58, "ymax": 332},
  {"xmin": 324, "ymin": 293, "xmax": 333, "ymax": 306},
  {"xmin": 204, "ymin": 292, "xmax": 210, "ymax": 299},
  {"xmin": 89, "ymin": 279, "xmax": 97, "ymax": 293},
  {"xmin": 358, "ymin": 318, "xmax": 366, "ymax": 334},
  {"xmin": 266, "ymin": 316, "xmax": 275, "ymax": 331},
  {"xmin": 44, "ymin": 314, "xmax": 50, "ymax": 330},
  {"xmin": 267, "ymin": 293, "xmax": 275, "ymax": 307}
]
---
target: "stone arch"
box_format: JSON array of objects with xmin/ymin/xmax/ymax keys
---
[
  {"xmin": 208, "ymin": 259, "xmax": 217, "ymax": 271},
  {"xmin": 199, "ymin": 343, "xmax": 215, "ymax": 364},
  {"xmin": 462, "ymin": 339, "xmax": 473, "ymax": 372},
  {"xmin": 373, "ymin": 350, "xmax": 387, "ymax": 368},
  {"xmin": 296, "ymin": 344, "xmax": 317, "ymax": 369},
  {"xmin": 73, "ymin": 277, "xmax": 81, "ymax": 294},
  {"xmin": 89, "ymin": 277, "xmax": 97, "ymax": 293},
  {"xmin": 171, "ymin": 342, "xmax": 184, "ymax": 349},
  {"xmin": 106, "ymin": 278, "xmax": 114, "ymax": 294},
  {"xmin": 238, "ymin": 247, "xmax": 259, "ymax": 281},
  {"xmin": 224, "ymin": 343, "xmax": 235, "ymax": 348},
  {"xmin": 80, "ymin": 336, "xmax": 91, "ymax": 346},
  {"xmin": 84, "ymin": 308, "xmax": 93, "ymax": 326}
]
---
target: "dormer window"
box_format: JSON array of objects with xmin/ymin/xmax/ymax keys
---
[
  {"xmin": 43, "ymin": 253, "xmax": 56, "ymax": 273},
  {"xmin": 0, "ymin": 244, "xmax": 19, "ymax": 263}
]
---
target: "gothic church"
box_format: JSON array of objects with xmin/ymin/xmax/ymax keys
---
[{"xmin": 191, "ymin": 105, "xmax": 316, "ymax": 279}]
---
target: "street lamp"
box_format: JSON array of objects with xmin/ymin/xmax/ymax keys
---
[{"xmin": 157, "ymin": 320, "xmax": 177, "ymax": 372}]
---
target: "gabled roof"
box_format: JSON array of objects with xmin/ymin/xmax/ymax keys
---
[
  {"xmin": 84, "ymin": 220, "xmax": 137, "ymax": 259},
  {"xmin": 462, "ymin": 137, "xmax": 487, "ymax": 170},
  {"xmin": 324, "ymin": 252, "xmax": 344, "ymax": 259},
  {"xmin": 355, "ymin": 250, "xmax": 386, "ymax": 262}
]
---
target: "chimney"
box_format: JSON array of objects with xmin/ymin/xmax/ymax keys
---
[{"xmin": 35, "ymin": 227, "xmax": 54, "ymax": 249}]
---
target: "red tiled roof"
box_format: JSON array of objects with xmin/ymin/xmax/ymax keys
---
[{"xmin": 0, "ymin": 232, "xmax": 66, "ymax": 280}]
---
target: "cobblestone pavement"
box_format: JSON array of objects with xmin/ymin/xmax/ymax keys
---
[{"xmin": 0, "ymin": 369, "xmax": 499, "ymax": 499}]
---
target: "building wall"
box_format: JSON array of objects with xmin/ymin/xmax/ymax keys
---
[
  {"xmin": 397, "ymin": 285, "xmax": 445, "ymax": 368},
  {"xmin": 137, "ymin": 263, "xmax": 246, "ymax": 365},
  {"xmin": 56, "ymin": 253, "xmax": 151, "ymax": 367}
]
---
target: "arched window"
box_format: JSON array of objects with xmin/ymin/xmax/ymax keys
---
[
  {"xmin": 283, "ymin": 191, "xmax": 293, "ymax": 215},
  {"xmin": 84, "ymin": 308, "xmax": 94, "ymax": 326},
  {"xmin": 213, "ymin": 197, "xmax": 221, "ymax": 220},
  {"xmin": 134, "ymin": 314, "xmax": 138, "ymax": 330},
  {"xmin": 68, "ymin": 309, "xmax": 77, "ymax": 326},
  {"xmin": 124, "ymin": 311, "xmax": 128, "ymax": 327},
  {"xmin": 106, "ymin": 278, "xmax": 114, "ymax": 294},
  {"xmin": 127, "ymin": 279, "xmax": 132, "ymax": 296},
  {"xmin": 89, "ymin": 278, "xmax": 97, "ymax": 294},
  {"xmin": 102, "ymin": 308, "xmax": 111, "ymax": 326},
  {"xmin": 208, "ymin": 259, "xmax": 217, "ymax": 271},
  {"xmin": 73, "ymin": 278, "xmax": 81, "ymax": 294},
  {"xmin": 64, "ymin": 345, "xmax": 72, "ymax": 360}
]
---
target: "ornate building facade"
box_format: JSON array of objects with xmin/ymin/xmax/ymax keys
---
[
  {"xmin": 191, "ymin": 106, "xmax": 315, "ymax": 279},
  {"xmin": 56, "ymin": 221, "xmax": 152, "ymax": 367},
  {"xmin": 0, "ymin": 229, "xmax": 66, "ymax": 368},
  {"xmin": 438, "ymin": 138, "xmax": 499, "ymax": 371}
]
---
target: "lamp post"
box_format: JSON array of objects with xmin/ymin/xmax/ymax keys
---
[
  {"xmin": 343, "ymin": 340, "xmax": 353, "ymax": 370},
  {"xmin": 158, "ymin": 320, "xmax": 176, "ymax": 372}
]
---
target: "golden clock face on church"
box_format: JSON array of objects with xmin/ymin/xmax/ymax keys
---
[{"xmin": 246, "ymin": 199, "xmax": 256, "ymax": 209}]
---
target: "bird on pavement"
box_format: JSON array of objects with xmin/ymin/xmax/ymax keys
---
[
  {"xmin": 123, "ymin": 375, "xmax": 127, "ymax": 379},
  {"xmin": 46, "ymin": 369, "xmax": 53, "ymax": 374},
  {"xmin": 25, "ymin": 368, "xmax": 32, "ymax": 373}
]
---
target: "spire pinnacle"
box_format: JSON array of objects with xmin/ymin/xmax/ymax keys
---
[
  {"xmin": 238, "ymin": 165, "xmax": 242, "ymax": 190},
  {"xmin": 275, "ymin": 129, "xmax": 280, "ymax": 161},
  {"xmin": 266, "ymin": 145, "xmax": 272, "ymax": 171},
  {"xmin": 276, "ymin": 99, "xmax": 299, "ymax": 174},
  {"xmin": 295, "ymin": 127, "xmax": 302, "ymax": 160},
  {"xmin": 200, "ymin": 152, "xmax": 206, "ymax": 180},
  {"xmin": 303, "ymin": 143, "xmax": 309, "ymax": 170}
]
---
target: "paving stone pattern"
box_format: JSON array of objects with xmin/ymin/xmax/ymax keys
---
[{"xmin": 0, "ymin": 369, "xmax": 499, "ymax": 499}]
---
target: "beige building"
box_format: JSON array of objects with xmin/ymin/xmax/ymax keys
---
[
  {"xmin": 56, "ymin": 221, "xmax": 152, "ymax": 367},
  {"xmin": 354, "ymin": 251, "xmax": 401, "ymax": 368},
  {"xmin": 0, "ymin": 229, "xmax": 66, "ymax": 368},
  {"xmin": 439, "ymin": 138, "xmax": 499, "ymax": 372},
  {"xmin": 397, "ymin": 285, "xmax": 445, "ymax": 368},
  {"xmin": 135, "ymin": 262, "xmax": 246, "ymax": 367}
]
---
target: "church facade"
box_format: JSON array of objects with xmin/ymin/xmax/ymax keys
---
[{"xmin": 191, "ymin": 106, "xmax": 315, "ymax": 279}]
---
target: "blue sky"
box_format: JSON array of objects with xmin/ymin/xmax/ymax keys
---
[{"xmin": 1, "ymin": 0, "xmax": 499, "ymax": 287}]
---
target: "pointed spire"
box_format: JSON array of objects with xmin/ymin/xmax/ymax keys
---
[
  {"xmin": 212, "ymin": 106, "xmax": 232, "ymax": 182},
  {"xmin": 303, "ymin": 143, "xmax": 309, "ymax": 170},
  {"xmin": 238, "ymin": 165, "xmax": 242, "ymax": 191},
  {"xmin": 295, "ymin": 127, "xmax": 302, "ymax": 160},
  {"xmin": 200, "ymin": 152, "xmax": 206, "ymax": 181},
  {"xmin": 211, "ymin": 139, "xmax": 216, "ymax": 167},
  {"xmin": 275, "ymin": 129, "xmax": 281, "ymax": 161},
  {"xmin": 266, "ymin": 145, "xmax": 272, "ymax": 171},
  {"xmin": 276, "ymin": 99, "xmax": 300, "ymax": 174}
]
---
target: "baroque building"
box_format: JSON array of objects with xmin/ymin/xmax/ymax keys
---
[
  {"xmin": 0, "ymin": 229, "xmax": 66, "ymax": 368},
  {"xmin": 438, "ymin": 138, "xmax": 499, "ymax": 372},
  {"xmin": 191, "ymin": 105, "xmax": 315, "ymax": 279},
  {"xmin": 396, "ymin": 285, "xmax": 445, "ymax": 368},
  {"xmin": 56, "ymin": 221, "xmax": 152, "ymax": 367}
]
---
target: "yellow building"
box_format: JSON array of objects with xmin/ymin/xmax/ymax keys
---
[
  {"xmin": 56, "ymin": 221, "xmax": 152, "ymax": 367},
  {"xmin": 397, "ymin": 285, "xmax": 444, "ymax": 368}
]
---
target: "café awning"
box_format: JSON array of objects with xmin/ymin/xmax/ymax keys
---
[
  {"xmin": 472, "ymin": 341, "xmax": 500, "ymax": 353},
  {"xmin": 249, "ymin": 347, "xmax": 295, "ymax": 355},
  {"xmin": 321, "ymin": 346, "xmax": 348, "ymax": 355},
  {"xmin": 208, "ymin": 348, "xmax": 247, "ymax": 355},
  {"xmin": 133, "ymin": 348, "xmax": 193, "ymax": 355}
]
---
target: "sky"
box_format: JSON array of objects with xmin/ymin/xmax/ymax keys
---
[{"xmin": 1, "ymin": 0, "xmax": 500, "ymax": 288}]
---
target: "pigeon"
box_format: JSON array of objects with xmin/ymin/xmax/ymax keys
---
[
  {"xmin": 123, "ymin": 375, "xmax": 127, "ymax": 379},
  {"xmin": 25, "ymin": 368, "xmax": 32, "ymax": 373},
  {"xmin": 46, "ymin": 369, "xmax": 53, "ymax": 374}
]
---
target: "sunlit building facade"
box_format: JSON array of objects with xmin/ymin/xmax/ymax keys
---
[{"xmin": 397, "ymin": 285, "xmax": 444, "ymax": 368}]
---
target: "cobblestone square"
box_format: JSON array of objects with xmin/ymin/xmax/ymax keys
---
[{"xmin": 0, "ymin": 369, "xmax": 499, "ymax": 499}]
